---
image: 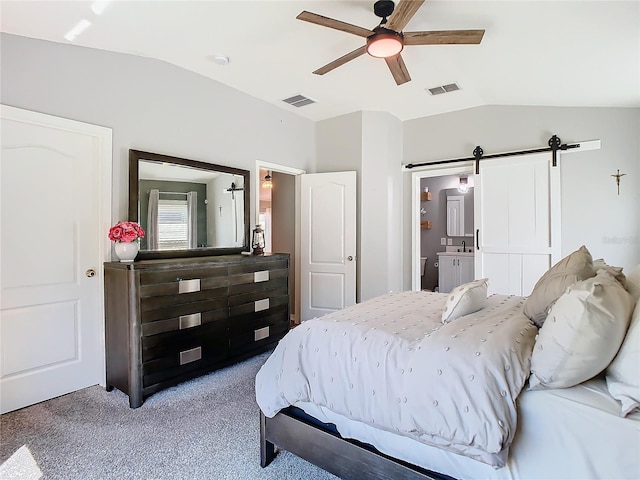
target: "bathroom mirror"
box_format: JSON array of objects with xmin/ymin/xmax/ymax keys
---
[
  {"xmin": 446, "ymin": 188, "xmax": 474, "ymax": 237},
  {"xmin": 129, "ymin": 150, "xmax": 250, "ymax": 260}
]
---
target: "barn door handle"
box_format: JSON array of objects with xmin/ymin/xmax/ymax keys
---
[{"xmin": 476, "ymin": 229, "xmax": 480, "ymax": 250}]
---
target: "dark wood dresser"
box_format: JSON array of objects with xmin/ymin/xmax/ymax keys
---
[{"xmin": 103, "ymin": 253, "xmax": 289, "ymax": 408}]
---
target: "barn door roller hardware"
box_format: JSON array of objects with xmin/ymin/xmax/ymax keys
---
[{"xmin": 405, "ymin": 135, "xmax": 582, "ymax": 173}]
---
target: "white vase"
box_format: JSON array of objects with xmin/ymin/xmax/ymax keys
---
[{"xmin": 114, "ymin": 242, "xmax": 139, "ymax": 262}]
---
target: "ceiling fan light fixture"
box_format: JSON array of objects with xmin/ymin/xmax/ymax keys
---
[{"xmin": 366, "ymin": 29, "xmax": 404, "ymax": 58}]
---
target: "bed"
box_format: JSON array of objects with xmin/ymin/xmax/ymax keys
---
[{"xmin": 256, "ymin": 249, "xmax": 640, "ymax": 480}]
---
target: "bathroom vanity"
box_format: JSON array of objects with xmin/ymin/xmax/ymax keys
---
[{"xmin": 437, "ymin": 252, "xmax": 474, "ymax": 293}]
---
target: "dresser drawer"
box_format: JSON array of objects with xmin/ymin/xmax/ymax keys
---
[
  {"xmin": 228, "ymin": 258, "xmax": 288, "ymax": 277},
  {"xmin": 142, "ymin": 321, "xmax": 228, "ymax": 386},
  {"xmin": 140, "ymin": 285, "xmax": 228, "ymax": 311},
  {"xmin": 229, "ymin": 262, "xmax": 289, "ymax": 288},
  {"xmin": 228, "ymin": 271, "xmax": 288, "ymax": 296},
  {"xmin": 142, "ymin": 336, "xmax": 229, "ymax": 388},
  {"xmin": 139, "ymin": 265, "xmax": 229, "ymax": 286},
  {"xmin": 141, "ymin": 297, "xmax": 228, "ymax": 324},
  {"xmin": 141, "ymin": 308, "xmax": 229, "ymax": 336}
]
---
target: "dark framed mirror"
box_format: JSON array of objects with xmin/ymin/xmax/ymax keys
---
[{"xmin": 129, "ymin": 150, "xmax": 250, "ymax": 260}]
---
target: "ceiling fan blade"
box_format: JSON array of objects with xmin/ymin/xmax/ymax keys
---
[
  {"xmin": 404, "ymin": 30, "xmax": 485, "ymax": 45},
  {"xmin": 313, "ymin": 46, "xmax": 368, "ymax": 76},
  {"xmin": 385, "ymin": 54, "xmax": 411, "ymax": 85},
  {"xmin": 297, "ymin": 11, "xmax": 373, "ymax": 38},
  {"xmin": 386, "ymin": 0, "xmax": 426, "ymax": 32}
]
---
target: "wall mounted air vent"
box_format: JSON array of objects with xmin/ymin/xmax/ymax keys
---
[
  {"xmin": 427, "ymin": 83, "xmax": 460, "ymax": 96},
  {"xmin": 282, "ymin": 94, "xmax": 317, "ymax": 108}
]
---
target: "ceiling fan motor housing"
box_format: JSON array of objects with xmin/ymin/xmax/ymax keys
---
[{"xmin": 374, "ymin": 0, "xmax": 396, "ymax": 21}]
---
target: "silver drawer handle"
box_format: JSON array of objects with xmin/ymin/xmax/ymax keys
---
[
  {"xmin": 179, "ymin": 313, "xmax": 201, "ymax": 330},
  {"xmin": 254, "ymin": 270, "xmax": 269, "ymax": 283},
  {"xmin": 255, "ymin": 298, "xmax": 269, "ymax": 312},
  {"xmin": 178, "ymin": 278, "xmax": 201, "ymax": 293},
  {"xmin": 254, "ymin": 326, "xmax": 270, "ymax": 341},
  {"xmin": 179, "ymin": 346, "xmax": 202, "ymax": 365}
]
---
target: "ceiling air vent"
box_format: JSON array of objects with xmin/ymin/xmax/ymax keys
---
[
  {"xmin": 282, "ymin": 94, "xmax": 317, "ymax": 108},
  {"xmin": 427, "ymin": 83, "xmax": 460, "ymax": 96}
]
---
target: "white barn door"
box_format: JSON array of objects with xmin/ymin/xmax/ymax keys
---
[
  {"xmin": 0, "ymin": 106, "xmax": 111, "ymax": 413},
  {"xmin": 300, "ymin": 172, "xmax": 356, "ymax": 321},
  {"xmin": 474, "ymin": 152, "xmax": 560, "ymax": 296}
]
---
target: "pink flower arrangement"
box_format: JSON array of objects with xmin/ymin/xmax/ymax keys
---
[{"xmin": 108, "ymin": 221, "xmax": 145, "ymax": 243}]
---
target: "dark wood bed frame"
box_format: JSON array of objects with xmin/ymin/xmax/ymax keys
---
[{"xmin": 260, "ymin": 408, "xmax": 456, "ymax": 480}]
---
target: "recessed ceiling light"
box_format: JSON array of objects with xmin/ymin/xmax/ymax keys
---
[
  {"xmin": 208, "ymin": 55, "xmax": 230, "ymax": 66},
  {"xmin": 64, "ymin": 19, "xmax": 91, "ymax": 41}
]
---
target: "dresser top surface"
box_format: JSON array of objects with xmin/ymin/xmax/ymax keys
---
[{"xmin": 104, "ymin": 253, "xmax": 289, "ymax": 270}]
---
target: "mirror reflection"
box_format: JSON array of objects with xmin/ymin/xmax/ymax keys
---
[{"xmin": 129, "ymin": 150, "xmax": 250, "ymax": 259}]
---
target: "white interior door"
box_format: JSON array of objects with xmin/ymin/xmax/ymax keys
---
[
  {"xmin": 0, "ymin": 105, "xmax": 111, "ymax": 413},
  {"xmin": 299, "ymin": 172, "xmax": 356, "ymax": 321},
  {"xmin": 474, "ymin": 152, "xmax": 560, "ymax": 296}
]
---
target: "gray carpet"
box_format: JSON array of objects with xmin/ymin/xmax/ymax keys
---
[{"xmin": 0, "ymin": 352, "xmax": 339, "ymax": 480}]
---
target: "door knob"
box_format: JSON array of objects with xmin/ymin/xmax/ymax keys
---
[
  {"xmin": 86, "ymin": 269, "xmax": 96, "ymax": 278},
  {"xmin": 347, "ymin": 256, "xmax": 354, "ymax": 261}
]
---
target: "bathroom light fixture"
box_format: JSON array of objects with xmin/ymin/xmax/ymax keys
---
[
  {"xmin": 366, "ymin": 28, "xmax": 404, "ymax": 58},
  {"xmin": 262, "ymin": 172, "xmax": 273, "ymax": 189},
  {"xmin": 458, "ymin": 176, "xmax": 469, "ymax": 193}
]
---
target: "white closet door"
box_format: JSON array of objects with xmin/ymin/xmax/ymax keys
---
[
  {"xmin": 1, "ymin": 106, "xmax": 111, "ymax": 413},
  {"xmin": 474, "ymin": 152, "xmax": 560, "ymax": 296}
]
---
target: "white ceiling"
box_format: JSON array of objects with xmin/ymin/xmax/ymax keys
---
[{"xmin": 2, "ymin": 0, "xmax": 638, "ymax": 122}]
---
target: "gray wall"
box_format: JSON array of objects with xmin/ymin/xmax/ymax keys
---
[
  {"xmin": 0, "ymin": 33, "xmax": 315, "ymax": 228},
  {"xmin": 403, "ymin": 105, "xmax": 640, "ymax": 289},
  {"xmin": 316, "ymin": 111, "xmax": 403, "ymax": 302}
]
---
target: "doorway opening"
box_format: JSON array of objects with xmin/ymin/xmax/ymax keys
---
[
  {"xmin": 410, "ymin": 164, "xmax": 474, "ymax": 292},
  {"xmin": 255, "ymin": 161, "xmax": 305, "ymax": 326}
]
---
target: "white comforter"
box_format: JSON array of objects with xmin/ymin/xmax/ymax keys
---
[{"xmin": 255, "ymin": 291, "xmax": 537, "ymax": 466}]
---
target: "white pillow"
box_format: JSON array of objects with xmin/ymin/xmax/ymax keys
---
[
  {"xmin": 625, "ymin": 264, "xmax": 640, "ymax": 301},
  {"xmin": 529, "ymin": 270, "xmax": 634, "ymax": 390},
  {"xmin": 524, "ymin": 245, "xmax": 595, "ymax": 327},
  {"xmin": 441, "ymin": 278, "xmax": 488, "ymax": 324},
  {"xmin": 606, "ymin": 300, "xmax": 640, "ymax": 416}
]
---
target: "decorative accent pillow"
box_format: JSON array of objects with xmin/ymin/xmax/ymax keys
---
[
  {"xmin": 606, "ymin": 300, "xmax": 640, "ymax": 416},
  {"xmin": 524, "ymin": 245, "xmax": 595, "ymax": 327},
  {"xmin": 441, "ymin": 278, "xmax": 488, "ymax": 323},
  {"xmin": 529, "ymin": 270, "xmax": 634, "ymax": 390},
  {"xmin": 593, "ymin": 258, "xmax": 627, "ymax": 288},
  {"xmin": 625, "ymin": 264, "xmax": 640, "ymax": 301}
]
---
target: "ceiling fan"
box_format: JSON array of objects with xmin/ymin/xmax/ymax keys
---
[{"xmin": 297, "ymin": 0, "xmax": 484, "ymax": 85}]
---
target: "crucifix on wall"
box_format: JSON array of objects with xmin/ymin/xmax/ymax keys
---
[{"xmin": 611, "ymin": 169, "xmax": 626, "ymax": 195}]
